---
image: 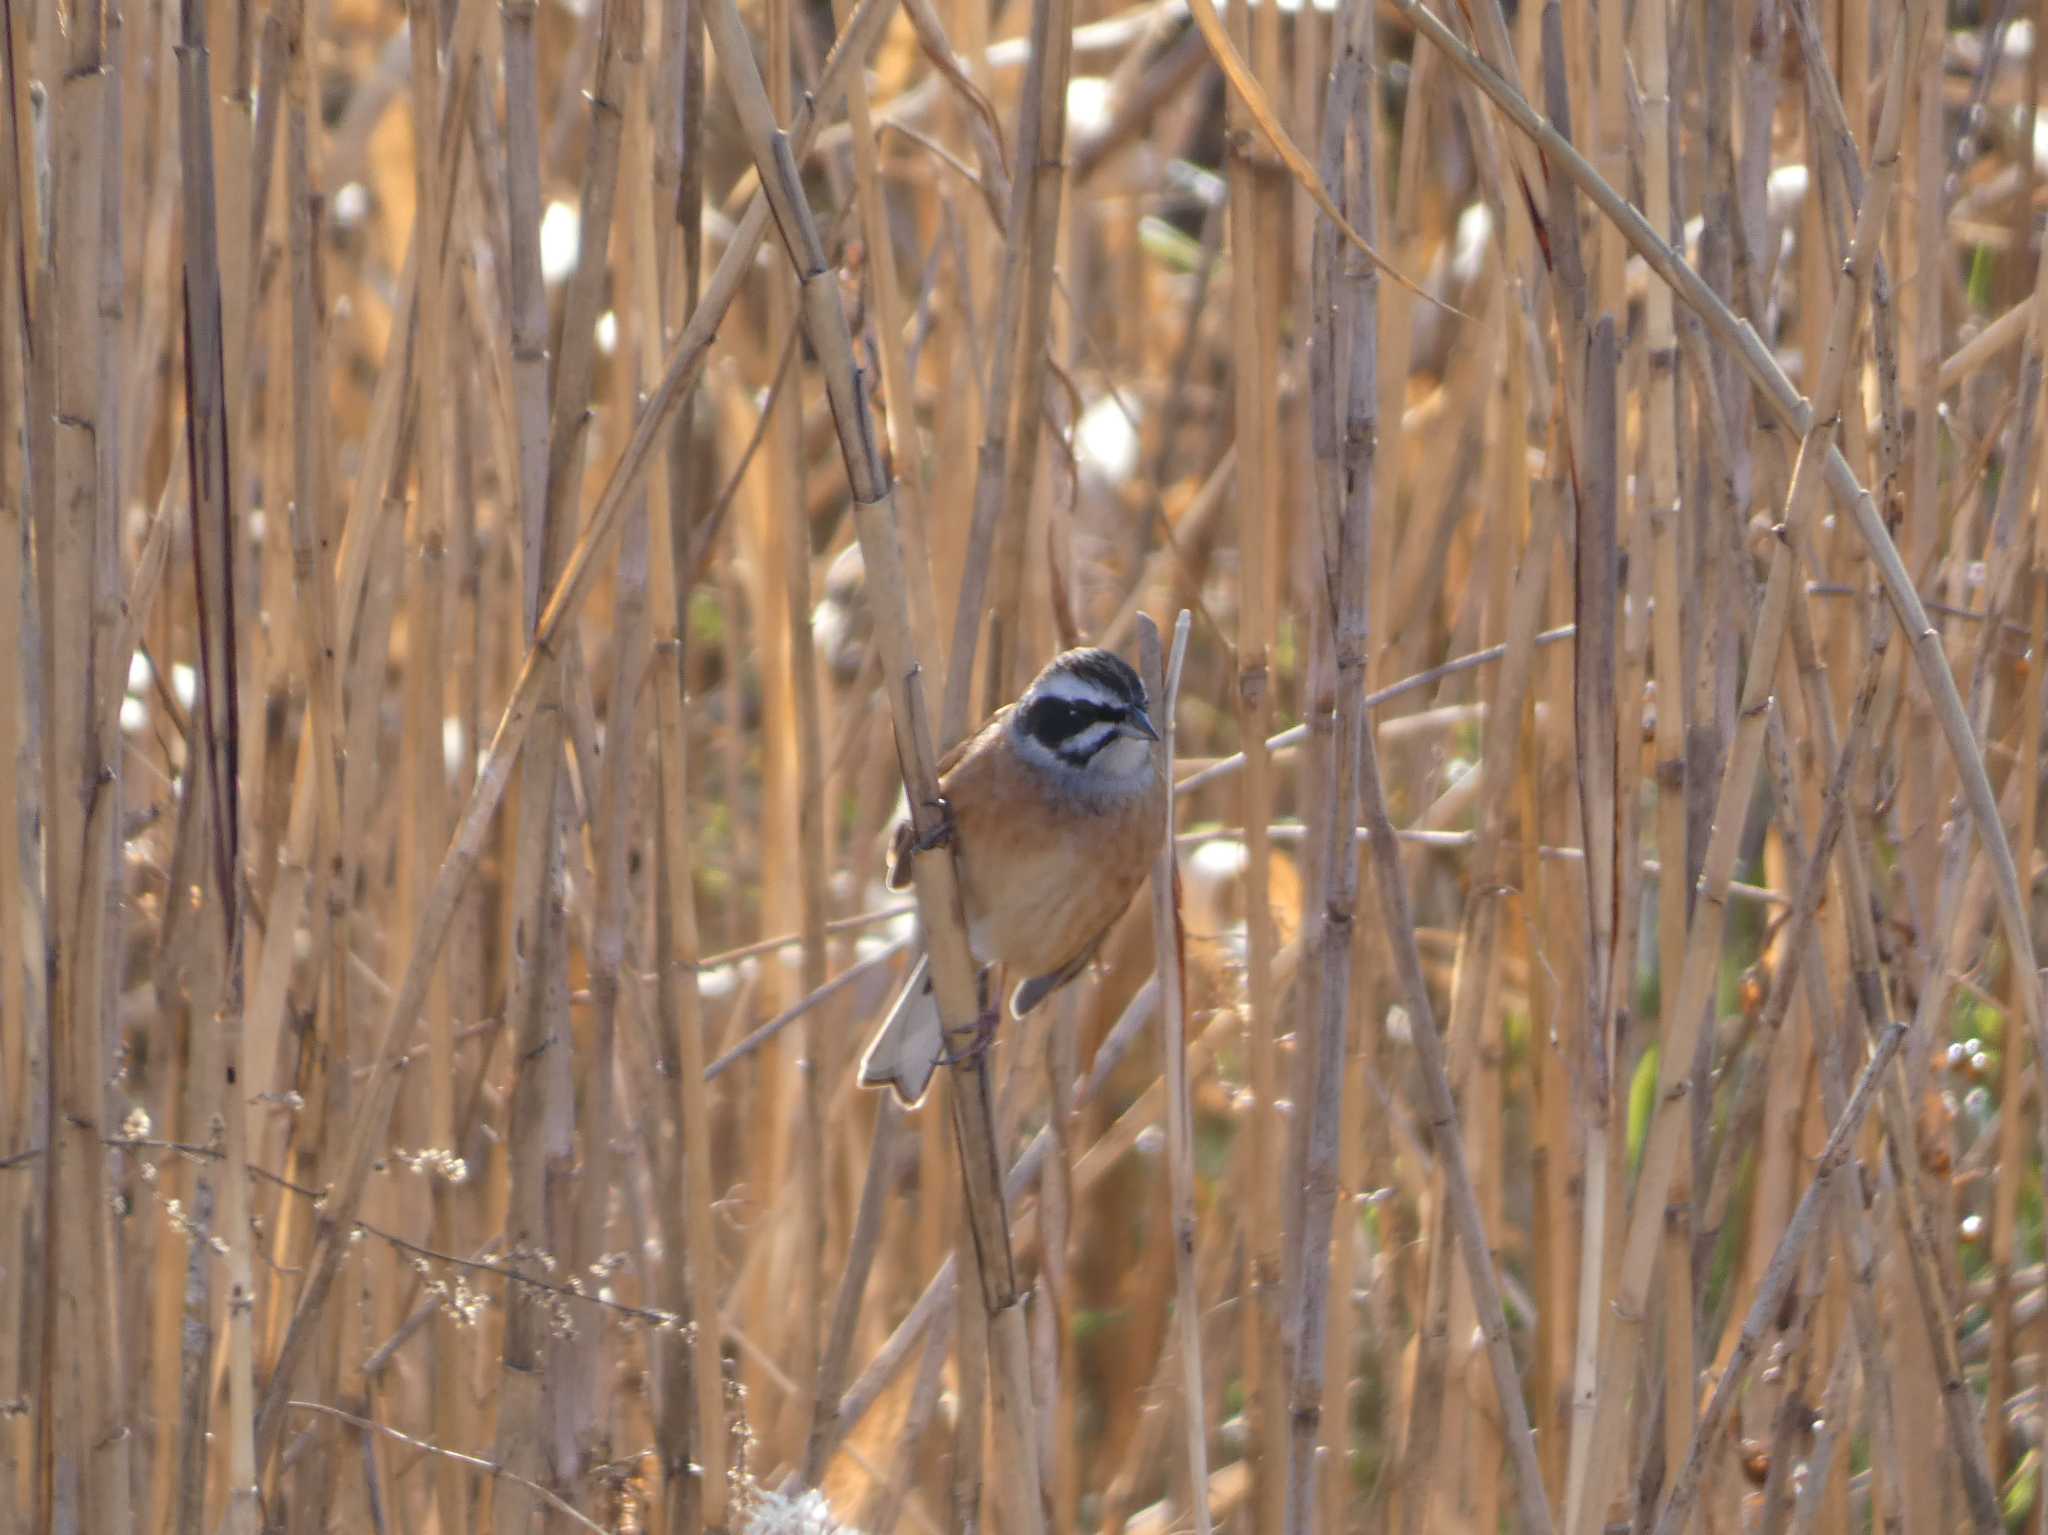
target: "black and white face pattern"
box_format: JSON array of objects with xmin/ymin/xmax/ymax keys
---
[{"xmin": 1014, "ymin": 648, "xmax": 1159, "ymax": 781}]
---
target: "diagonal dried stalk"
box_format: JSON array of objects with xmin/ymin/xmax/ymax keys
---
[{"xmin": 801, "ymin": 1097, "xmax": 907, "ymax": 1488}]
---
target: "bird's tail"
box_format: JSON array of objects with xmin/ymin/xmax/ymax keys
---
[{"xmin": 858, "ymin": 951, "xmax": 944, "ymax": 1108}]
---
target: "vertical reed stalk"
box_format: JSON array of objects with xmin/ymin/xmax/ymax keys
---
[
  {"xmin": 41, "ymin": 0, "xmax": 2048, "ymax": 1527},
  {"xmin": 250, "ymin": 0, "xmax": 901, "ymax": 1470},
  {"xmin": 765, "ymin": 0, "xmax": 830, "ymax": 1452},
  {"xmin": 689, "ymin": 3, "xmax": 1048, "ymax": 1528},
  {"xmin": 1404, "ymin": 3, "xmax": 1934, "ymax": 1522},
  {"xmin": 37, "ymin": 0, "xmax": 133, "ymax": 1521},
  {"xmin": 397, "ymin": 0, "xmax": 462, "ymax": 1524},
  {"xmin": 1219, "ymin": 0, "xmax": 1286, "ymax": 1517},
  {"xmin": 1287, "ymin": 8, "xmax": 1372, "ymax": 1525},
  {"xmin": 1148, "ymin": 611, "xmax": 1206, "ymax": 1535},
  {"xmin": 0, "ymin": 20, "xmax": 35, "ymax": 1522},
  {"xmin": 939, "ymin": 0, "xmax": 1070, "ymax": 738},
  {"xmin": 629, "ymin": 27, "xmax": 723, "ymax": 1535},
  {"xmin": 1636, "ymin": 0, "xmax": 1697, "ymax": 1520}
]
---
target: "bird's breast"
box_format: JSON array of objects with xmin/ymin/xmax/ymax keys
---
[{"xmin": 948, "ymin": 758, "xmax": 1166, "ymax": 977}]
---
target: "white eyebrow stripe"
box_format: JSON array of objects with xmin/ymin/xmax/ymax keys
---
[{"xmin": 1034, "ymin": 672, "xmax": 1127, "ymax": 711}]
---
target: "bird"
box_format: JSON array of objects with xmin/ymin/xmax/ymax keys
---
[{"xmin": 858, "ymin": 646, "xmax": 1168, "ymax": 1107}]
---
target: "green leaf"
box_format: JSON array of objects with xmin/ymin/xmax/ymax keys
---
[
  {"xmin": 1628, "ymin": 1044, "xmax": 1661, "ymax": 1171},
  {"xmin": 1970, "ymin": 243, "xmax": 1997, "ymax": 314}
]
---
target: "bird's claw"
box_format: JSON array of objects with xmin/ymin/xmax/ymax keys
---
[
  {"xmin": 909, "ymin": 796, "xmax": 956, "ymax": 856},
  {"xmin": 940, "ymin": 1004, "xmax": 1000, "ymax": 1070}
]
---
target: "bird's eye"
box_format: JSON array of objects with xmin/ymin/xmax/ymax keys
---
[{"xmin": 1025, "ymin": 697, "xmax": 1082, "ymax": 743}]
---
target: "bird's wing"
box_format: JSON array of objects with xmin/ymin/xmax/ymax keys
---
[
  {"xmin": 885, "ymin": 705, "xmax": 1012, "ymax": 891},
  {"xmin": 1010, "ymin": 931, "xmax": 1109, "ymax": 1019},
  {"xmin": 938, "ymin": 705, "xmax": 1009, "ymax": 777}
]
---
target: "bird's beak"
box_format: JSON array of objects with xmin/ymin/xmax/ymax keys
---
[{"xmin": 1123, "ymin": 708, "xmax": 1162, "ymax": 743}]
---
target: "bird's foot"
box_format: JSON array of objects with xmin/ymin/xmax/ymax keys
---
[
  {"xmin": 908, "ymin": 796, "xmax": 956, "ymax": 856},
  {"xmin": 940, "ymin": 1004, "xmax": 1001, "ymax": 1071}
]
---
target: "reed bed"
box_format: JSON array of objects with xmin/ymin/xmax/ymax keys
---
[{"xmin": 10, "ymin": 0, "xmax": 2048, "ymax": 1530}]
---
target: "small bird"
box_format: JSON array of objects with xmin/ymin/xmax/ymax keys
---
[{"xmin": 859, "ymin": 646, "xmax": 1167, "ymax": 1106}]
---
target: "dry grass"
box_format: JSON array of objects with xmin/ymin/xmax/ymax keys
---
[{"xmin": 13, "ymin": 0, "xmax": 2048, "ymax": 1530}]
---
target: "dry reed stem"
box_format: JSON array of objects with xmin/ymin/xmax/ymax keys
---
[
  {"xmin": 1216, "ymin": 0, "xmax": 1285, "ymax": 1521},
  {"xmin": 802, "ymin": 1097, "xmax": 906, "ymax": 1487},
  {"xmin": 1345, "ymin": 345, "xmax": 1558, "ymax": 1535},
  {"xmin": 1719, "ymin": 602, "xmax": 1909, "ymax": 1533},
  {"xmin": 690, "ymin": 0, "xmax": 1047, "ymax": 1529},
  {"xmin": 170, "ymin": 0, "xmax": 260, "ymax": 1525},
  {"xmin": 1394, "ymin": 8, "xmax": 2024, "ymax": 1529},
  {"xmin": 1649, "ymin": 1020, "xmax": 1909, "ymax": 1535},
  {"xmin": 287, "ymin": 1399, "xmax": 611, "ymax": 1535},
  {"xmin": 1730, "ymin": 595, "xmax": 1913, "ymax": 1528},
  {"xmin": 786, "ymin": 974, "xmax": 1172, "ymax": 1496},
  {"xmin": 251, "ymin": 0, "xmax": 901, "ymax": 1472},
  {"xmin": 1146, "ymin": 610, "xmax": 1206, "ymax": 1535},
  {"xmin": 624, "ymin": 34, "xmax": 726, "ymax": 1521},
  {"xmin": 1634, "ymin": 3, "xmax": 1696, "ymax": 1519},
  {"xmin": 937, "ymin": 0, "xmax": 1068, "ymax": 737},
  {"xmin": 1286, "ymin": 7, "xmax": 1372, "ymax": 1525},
  {"xmin": 0, "ymin": 0, "xmax": 34, "ymax": 1511},
  {"xmin": 1397, "ymin": 5, "xmax": 2045, "ymax": 1166},
  {"xmin": 22, "ymin": 0, "xmax": 2048, "ymax": 1526},
  {"xmin": 33, "ymin": 0, "xmax": 130, "ymax": 1524}
]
